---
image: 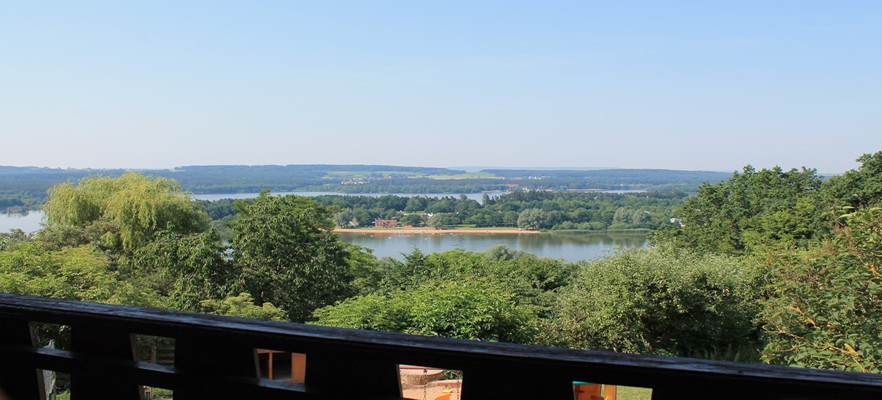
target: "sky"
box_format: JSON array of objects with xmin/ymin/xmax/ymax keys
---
[{"xmin": 1, "ymin": 1, "xmax": 880, "ymax": 173}]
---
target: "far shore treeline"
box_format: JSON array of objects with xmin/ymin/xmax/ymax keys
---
[
  {"xmin": 0, "ymin": 165, "xmax": 729, "ymax": 213},
  {"xmin": 1, "ymin": 150, "xmax": 881, "ymax": 375},
  {"xmin": 197, "ymin": 190, "xmax": 686, "ymax": 240}
]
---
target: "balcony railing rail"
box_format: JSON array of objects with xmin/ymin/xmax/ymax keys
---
[{"xmin": 2, "ymin": 293, "xmax": 882, "ymax": 400}]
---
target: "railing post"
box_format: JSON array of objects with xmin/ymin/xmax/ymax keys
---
[
  {"xmin": 461, "ymin": 367, "xmax": 573, "ymax": 400},
  {"xmin": 173, "ymin": 336, "xmax": 259, "ymax": 399},
  {"xmin": 306, "ymin": 349, "xmax": 401, "ymax": 397},
  {"xmin": 70, "ymin": 324, "xmax": 139, "ymax": 400},
  {"xmin": 0, "ymin": 317, "xmax": 43, "ymax": 400}
]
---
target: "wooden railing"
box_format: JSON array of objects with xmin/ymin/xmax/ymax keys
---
[{"xmin": 2, "ymin": 293, "xmax": 882, "ymax": 400}]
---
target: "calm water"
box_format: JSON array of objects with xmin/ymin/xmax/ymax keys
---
[
  {"xmin": 193, "ymin": 190, "xmax": 643, "ymax": 202},
  {"xmin": 194, "ymin": 191, "xmax": 498, "ymax": 202},
  {"xmin": 1, "ymin": 191, "xmax": 645, "ymax": 262},
  {"xmin": 0, "ymin": 210, "xmax": 645, "ymax": 262},
  {"xmin": 0, "ymin": 210, "xmax": 44, "ymax": 233},
  {"xmin": 337, "ymin": 232, "xmax": 646, "ymax": 263},
  {"xmin": 1, "ymin": 193, "xmax": 494, "ymax": 233}
]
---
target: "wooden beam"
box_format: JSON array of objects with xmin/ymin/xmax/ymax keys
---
[
  {"xmin": 0, "ymin": 317, "xmax": 43, "ymax": 400},
  {"xmin": 173, "ymin": 335, "xmax": 259, "ymax": 399},
  {"xmin": 70, "ymin": 324, "xmax": 139, "ymax": 400},
  {"xmin": 3, "ymin": 294, "xmax": 882, "ymax": 400}
]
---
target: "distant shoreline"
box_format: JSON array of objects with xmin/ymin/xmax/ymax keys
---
[{"xmin": 333, "ymin": 228, "xmax": 539, "ymax": 235}]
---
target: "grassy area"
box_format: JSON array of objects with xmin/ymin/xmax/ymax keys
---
[
  {"xmin": 323, "ymin": 171, "xmax": 426, "ymax": 178},
  {"xmin": 426, "ymin": 172, "xmax": 498, "ymax": 180},
  {"xmin": 616, "ymin": 385, "xmax": 653, "ymax": 400}
]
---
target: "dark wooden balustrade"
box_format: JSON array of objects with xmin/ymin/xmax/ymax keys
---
[{"xmin": 2, "ymin": 293, "xmax": 882, "ymax": 400}]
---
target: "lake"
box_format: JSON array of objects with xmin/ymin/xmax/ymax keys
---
[
  {"xmin": 193, "ymin": 191, "xmax": 499, "ymax": 202},
  {"xmin": 192, "ymin": 189, "xmax": 645, "ymax": 202},
  {"xmin": 0, "ymin": 210, "xmax": 645, "ymax": 262},
  {"xmin": 0, "ymin": 192, "xmax": 495, "ymax": 233},
  {"xmin": 1, "ymin": 190, "xmax": 647, "ymax": 262},
  {"xmin": 0, "ymin": 210, "xmax": 44, "ymax": 234},
  {"xmin": 337, "ymin": 232, "xmax": 646, "ymax": 263}
]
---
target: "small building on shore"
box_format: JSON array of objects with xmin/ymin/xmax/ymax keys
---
[{"xmin": 374, "ymin": 219, "xmax": 398, "ymax": 228}]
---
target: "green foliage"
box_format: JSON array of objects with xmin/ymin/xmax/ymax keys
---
[
  {"xmin": 544, "ymin": 247, "xmax": 761, "ymax": 358},
  {"xmin": 313, "ymin": 279, "xmax": 538, "ymax": 343},
  {"xmin": 822, "ymin": 151, "xmax": 882, "ymax": 209},
  {"xmin": 43, "ymin": 173, "xmax": 210, "ymax": 253},
  {"xmin": 761, "ymin": 206, "xmax": 882, "ymax": 372},
  {"xmin": 407, "ymin": 280, "xmax": 536, "ymax": 342},
  {"xmin": 195, "ymin": 198, "xmax": 238, "ymax": 241},
  {"xmin": 132, "ymin": 229, "xmax": 235, "ymax": 311},
  {"xmin": 376, "ymin": 247, "xmax": 576, "ymax": 315},
  {"xmin": 0, "ymin": 242, "xmax": 157, "ymax": 306},
  {"xmin": 0, "ymin": 194, "xmax": 42, "ymax": 212},
  {"xmin": 312, "ymin": 191, "xmax": 682, "ymax": 231},
  {"xmin": 0, "ymin": 229, "xmax": 29, "ymax": 251},
  {"xmin": 398, "ymin": 213, "xmax": 426, "ymax": 227},
  {"xmin": 232, "ymin": 192, "xmax": 354, "ymax": 321},
  {"xmin": 653, "ymin": 166, "xmax": 826, "ymax": 255},
  {"xmin": 517, "ymin": 208, "xmax": 547, "ymax": 230},
  {"xmin": 314, "ymin": 247, "xmax": 578, "ymax": 344},
  {"xmin": 199, "ymin": 292, "xmax": 286, "ymax": 321},
  {"xmin": 0, "ymin": 165, "xmax": 725, "ymax": 208},
  {"xmin": 344, "ymin": 243, "xmax": 383, "ymax": 296},
  {"xmin": 427, "ymin": 213, "xmax": 458, "ymax": 229},
  {"xmin": 311, "ymin": 292, "xmax": 410, "ymax": 333}
]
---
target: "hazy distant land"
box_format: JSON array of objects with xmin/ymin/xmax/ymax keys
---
[{"xmin": 0, "ymin": 164, "xmax": 730, "ymax": 212}]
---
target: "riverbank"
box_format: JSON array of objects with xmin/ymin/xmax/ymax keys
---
[{"xmin": 334, "ymin": 227, "xmax": 539, "ymax": 235}]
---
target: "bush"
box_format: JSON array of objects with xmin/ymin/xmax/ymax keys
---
[
  {"xmin": 761, "ymin": 206, "xmax": 882, "ymax": 372},
  {"xmin": 543, "ymin": 247, "xmax": 762, "ymax": 359},
  {"xmin": 313, "ymin": 279, "xmax": 538, "ymax": 343}
]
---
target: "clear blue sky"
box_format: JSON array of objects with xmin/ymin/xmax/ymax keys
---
[{"xmin": 1, "ymin": 1, "xmax": 879, "ymax": 173}]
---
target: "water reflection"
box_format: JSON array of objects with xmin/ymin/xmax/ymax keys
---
[
  {"xmin": 336, "ymin": 232, "xmax": 646, "ymax": 263},
  {"xmin": 0, "ymin": 210, "xmax": 647, "ymax": 263},
  {"xmin": 0, "ymin": 210, "xmax": 44, "ymax": 233}
]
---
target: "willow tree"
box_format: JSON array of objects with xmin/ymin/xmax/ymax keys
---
[{"xmin": 43, "ymin": 173, "xmax": 210, "ymax": 253}]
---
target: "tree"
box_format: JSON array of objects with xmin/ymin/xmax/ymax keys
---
[
  {"xmin": 398, "ymin": 213, "xmax": 426, "ymax": 227},
  {"xmin": 231, "ymin": 193, "xmax": 354, "ymax": 321},
  {"xmin": 333, "ymin": 210, "xmax": 356, "ymax": 227},
  {"xmin": 404, "ymin": 197, "xmax": 428, "ymax": 212},
  {"xmin": 132, "ymin": 229, "xmax": 235, "ymax": 311},
  {"xmin": 544, "ymin": 247, "xmax": 761, "ymax": 359},
  {"xmin": 373, "ymin": 248, "xmax": 575, "ymax": 320},
  {"xmin": 0, "ymin": 229, "xmax": 29, "ymax": 252},
  {"xmin": 199, "ymin": 293, "xmax": 286, "ymax": 321},
  {"xmin": 822, "ymin": 151, "xmax": 882, "ymax": 209},
  {"xmin": 652, "ymin": 166, "xmax": 825, "ymax": 255},
  {"xmin": 0, "ymin": 242, "xmax": 157, "ymax": 306},
  {"xmin": 612, "ymin": 207, "xmax": 632, "ymax": 224},
  {"xmin": 43, "ymin": 173, "xmax": 210, "ymax": 254},
  {"xmin": 517, "ymin": 208, "xmax": 546, "ymax": 231},
  {"xmin": 761, "ymin": 206, "xmax": 882, "ymax": 372},
  {"xmin": 427, "ymin": 213, "xmax": 448, "ymax": 229},
  {"xmin": 313, "ymin": 279, "xmax": 538, "ymax": 343}
]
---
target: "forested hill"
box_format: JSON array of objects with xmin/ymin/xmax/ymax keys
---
[
  {"xmin": 160, "ymin": 165, "xmax": 467, "ymax": 193},
  {"xmin": 0, "ymin": 164, "xmax": 730, "ymax": 211},
  {"xmin": 0, "ymin": 165, "xmax": 461, "ymax": 195}
]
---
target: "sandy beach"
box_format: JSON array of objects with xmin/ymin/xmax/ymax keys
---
[{"xmin": 333, "ymin": 227, "xmax": 539, "ymax": 235}]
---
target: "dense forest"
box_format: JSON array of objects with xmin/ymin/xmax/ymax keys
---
[
  {"xmin": 1, "ymin": 150, "xmax": 881, "ymax": 376},
  {"xmin": 318, "ymin": 191, "xmax": 684, "ymax": 231},
  {"xmin": 0, "ymin": 165, "xmax": 729, "ymax": 212},
  {"xmin": 196, "ymin": 190, "xmax": 687, "ymax": 236}
]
